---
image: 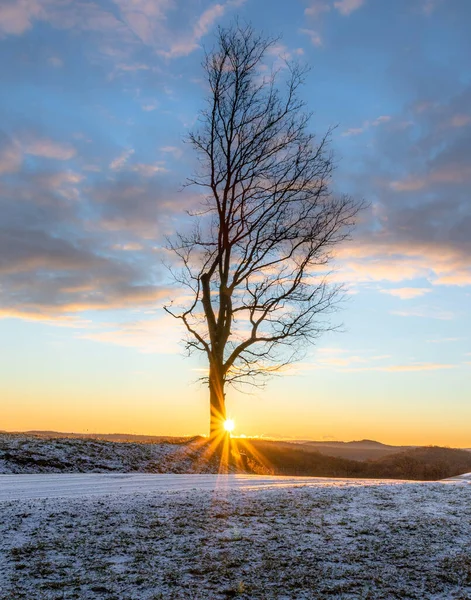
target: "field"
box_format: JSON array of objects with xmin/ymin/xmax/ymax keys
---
[
  {"xmin": 1, "ymin": 433, "xmax": 471, "ymax": 599},
  {"xmin": 1, "ymin": 477, "xmax": 471, "ymax": 599}
]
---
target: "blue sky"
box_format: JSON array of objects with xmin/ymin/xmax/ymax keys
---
[{"xmin": 0, "ymin": 0, "xmax": 470, "ymax": 444}]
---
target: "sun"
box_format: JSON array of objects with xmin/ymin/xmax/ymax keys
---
[{"xmin": 223, "ymin": 419, "xmax": 235, "ymax": 433}]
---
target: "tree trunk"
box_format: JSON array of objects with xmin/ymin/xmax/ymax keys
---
[{"xmin": 209, "ymin": 365, "xmax": 226, "ymax": 440}]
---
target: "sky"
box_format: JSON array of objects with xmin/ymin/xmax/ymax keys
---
[{"xmin": 0, "ymin": 0, "xmax": 470, "ymax": 446}]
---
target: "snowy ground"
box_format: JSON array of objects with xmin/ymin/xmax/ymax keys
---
[
  {"xmin": 0, "ymin": 434, "xmax": 204, "ymax": 474},
  {"xmin": 1, "ymin": 476, "xmax": 471, "ymax": 599},
  {"xmin": 0, "ymin": 473, "xmax": 421, "ymax": 501}
]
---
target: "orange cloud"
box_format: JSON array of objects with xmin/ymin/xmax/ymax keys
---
[{"xmin": 332, "ymin": 241, "xmax": 471, "ymax": 289}]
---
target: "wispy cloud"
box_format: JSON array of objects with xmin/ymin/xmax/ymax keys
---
[
  {"xmin": 371, "ymin": 115, "xmax": 391, "ymax": 126},
  {"xmin": 305, "ymin": 1, "xmax": 331, "ymax": 17},
  {"xmin": 342, "ymin": 115, "xmax": 392, "ymax": 136},
  {"xmin": 334, "ymin": 0, "xmax": 365, "ymax": 16},
  {"xmin": 391, "ymin": 308, "xmax": 454, "ymax": 320},
  {"xmin": 81, "ymin": 313, "xmax": 181, "ymax": 354},
  {"xmin": 299, "ymin": 28, "xmax": 323, "ymax": 47},
  {"xmin": 391, "ymin": 164, "xmax": 471, "ymax": 191},
  {"xmin": 0, "ymin": 0, "xmax": 43, "ymax": 36},
  {"xmin": 450, "ymin": 114, "xmax": 471, "ymax": 128},
  {"xmin": 23, "ymin": 137, "xmax": 76, "ymax": 160},
  {"xmin": 48, "ymin": 56, "xmax": 63, "ymax": 67},
  {"xmin": 380, "ymin": 287, "xmax": 431, "ymax": 300},
  {"xmin": 0, "ymin": 139, "xmax": 22, "ymax": 174},
  {"xmin": 112, "ymin": 0, "xmax": 174, "ymax": 45},
  {"xmin": 380, "ymin": 363, "xmax": 455, "ymax": 372},
  {"xmin": 342, "ymin": 127, "xmax": 364, "ymax": 137},
  {"xmin": 130, "ymin": 162, "xmax": 167, "ymax": 176},
  {"xmin": 421, "ymin": 0, "xmax": 444, "ymax": 15},
  {"xmin": 109, "ymin": 148, "xmax": 135, "ymax": 171},
  {"xmin": 160, "ymin": 146, "xmax": 183, "ymax": 159},
  {"xmin": 142, "ymin": 102, "xmax": 159, "ymax": 111},
  {"xmin": 159, "ymin": 2, "xmax": 225, "ymax": 58}
]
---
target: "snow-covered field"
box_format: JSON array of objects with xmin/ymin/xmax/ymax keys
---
[
  {"xmin": 0, "ymin": 434, "xmax": 204, "ymax": 474},
  {"xmin": 0, "ymin": 473, "xmax": 426, "ymax": 501},
  {"xmin": 1, "ymin": 475, "xmax": 471, "ymax": 599}
]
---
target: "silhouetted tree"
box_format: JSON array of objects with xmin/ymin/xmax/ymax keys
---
[{"xmin": 165, "ymin": 23, "xmax": 363, "ymax": 441}]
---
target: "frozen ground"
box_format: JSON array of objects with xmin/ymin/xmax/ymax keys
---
[
  {"xmin": 0, "ymin": 473, "xmax": 421, "ymax": 501},
  {"xmin": 0, "ymin": 434, "xmax": 204, "ymax": 474},
  {"xmin": 1, "ymin": 475, "xmax": 471, "ymax": 599}
]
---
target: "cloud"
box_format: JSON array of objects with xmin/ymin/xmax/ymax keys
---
[
  {"xmin": 299, "ymin": 28, "xmax": 323, "ymax": 47},
  {"xmin": 342, "ymin": 127, "xmax": 364, "ymax": 137},
  {"xmin": 23, "ymin": 137, "xmax": 76, "ymax": 160},
  {"xmin": 342, "ymin": 115, "xmax": 392, "ymax": 136},
  {"xmin": 109, "ymin": 148, "xmax": 135, "ymax": 171},
  {"xmin": 142, "ymin": 102, "xmax": 159, "ymax": 111},
  {"xmin": 299, "ymin": 350, "xmax": 456, "ymax": 373},
  {"xmin": 114, "ymin": 62, "xmax": 150, "ymax": 72},
  {"xmin": 159, "ymin": 1, "xmax": 239, "ymax": 59},
  {"xmin": 0, "ymin": 142, "xmax": 187, "ymax": 323},
  {"xmin": 380, "ymin": 287, "xmax": 431, "ymax": 300},
  {"xmin": 391, "ymin": 308, "xmax": 454, "ymax": 320},
  {"xmin": 333, "ymin": 0, "xmax": 365, "ymax": 16},
  {"xmin": 109, "ymin": 150, "xmax": 167, "ymax": 176},
  {"xmin": 305, "ymin": 1, "xmax": 331, "ymax": 17},
  {"xmin": 371, "ymin": 115, "xmax": 391, "ymax": 126},
  {"xmin": 391, "ymin": 164, "xmax": 471, "ymax": 191},
  {"xmin": 48, "ymin": 56, "xmax": 63, "ymax": 67},
  {"xmin": 421, "ymin": 0, "xmax": 444, "ymax": 15},
  {"xmin": 0, "ymin": 0, "xmax": 43, "ymax": 35},
  {"xmin": 0, "ymin": 136, "xmax": 22, "ymax": 174},
  {"xmin": 112, "ymin": 0, "xmax": 174, "ymax": 45},
  {"xmin": 380, "ymin": 363, "xmax": 455, "ymax": 372},
  {"xmin": 334, "ymin": 82, "xmax": 471, "ymax": 292},
  {"xmin": 0, "ymin": 227, "xmax": 170, "ymax": 317},
  {"xmin": 450, "ymin": 114, "xmax": 471, "ymax": 128},
  {"xmin": 341, "ymin": 362, "xmax": 457, "ymax": 372},
  {"xmin": 129, "ymin": 163, "xmax": 167, "ymax": 177},
  {"xmin": 88, "ymin": 174, "xmax": 193, "ymax": 237},
  {"xmin": 81, "ymin": 312, "xmax": 181, "ymax": 354},
  {"xmin": 160, "ymin": 146, "xmax": 183, "ymax": 159},
  {"xmin": 331, "ymin": 237, "xmax": 471, "ymax": 292},
  {"xmin": 0, "ymin": 133, "xmax": 77, "ymax": 173}
]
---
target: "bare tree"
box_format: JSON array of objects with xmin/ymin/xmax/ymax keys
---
[{"xmin": 165, "ymin": 23, "xmax": 363, "ymax": 441}]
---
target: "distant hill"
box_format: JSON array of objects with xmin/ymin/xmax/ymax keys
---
[
  {"xmin": 1, "ymin": 432, "xmax": 470, "ymax": 480},
  {"xmin": 4, "ymin": 431, "xmax": 412, "ymax": 461},
  {"xmin": 242, "ymin": 440, "xmax": 471, "ymax": 480},
  {"xmin": 300, "ymin": 439, "xmax": 414, "ymax": 461},
  {"xmin": 369, "ymin": 446, "xmax": 471, "ymax": 480}
]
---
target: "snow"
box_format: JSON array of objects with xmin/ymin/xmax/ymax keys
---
[
  {"xmin": 0, "ymin": 433, "xmax": 200, "ymax": 474},
  {"xmin": 1, "ymin": 476, "xmax": 471, "ymax": 599},
  {"xmin": 0, "ymin": 473, "xmax": 420, "ymax": 501},
  {"xmin": 445, "ymin": 472, "xmax": 471, "ymax": 482},
  {"xmin": 1, "ymin": 434, "xmax": 471, "ymax": 598}
]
